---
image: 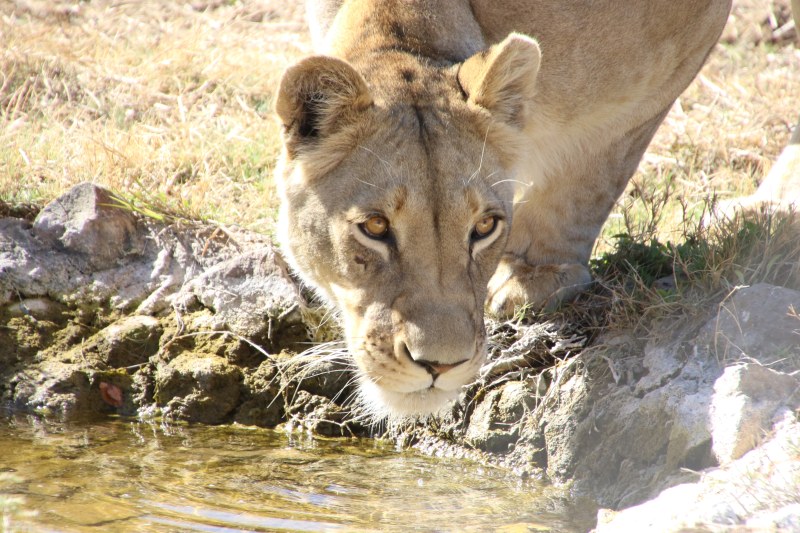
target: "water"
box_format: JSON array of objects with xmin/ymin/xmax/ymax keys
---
[{"xmin": 0, "ymin": 412, "xmax": 595, "ymax": 532}]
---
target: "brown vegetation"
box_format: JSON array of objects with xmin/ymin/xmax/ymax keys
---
[{"xmin": 1, "ymin": 0, "xmax": 797, "ymax": 242}]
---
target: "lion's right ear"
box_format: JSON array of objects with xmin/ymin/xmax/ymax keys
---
[
  {"xmin": 458, "ymin": 33, "xmax": 541, "ymax": 129},
  {"xmin": 275, "ymin": 56, "xmax": 373, "ymax": 154}
]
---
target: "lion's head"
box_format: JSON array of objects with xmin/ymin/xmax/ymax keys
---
[{"xmin": 274, "ymin": 33, "xmax": 540, "ymax": 418}]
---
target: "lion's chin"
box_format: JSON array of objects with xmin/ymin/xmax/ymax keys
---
[{"xmin": 357, "ymin": 379, "xmax": 460, "ymax": 421}]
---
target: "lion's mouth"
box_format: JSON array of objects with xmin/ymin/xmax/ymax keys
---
[
  {"xmin": 353, "ymin": 349, "xmax": 486, "ymax": 419},
  {"xmin": 356, "ymin": 379, "xmax": 463, "ymax": 419}
]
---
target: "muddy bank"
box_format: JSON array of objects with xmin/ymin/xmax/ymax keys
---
[
  {"xmin": 2, "ymin": 183, "xmax": 799, "ymax": 530},
  {"xmin": 1, "ymin": 183, "xmax": 356, "ymax": 434}
]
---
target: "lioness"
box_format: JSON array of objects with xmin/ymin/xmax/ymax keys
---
[{"xmin": 273, "ymin": 0, "xmax": 793, "ymax": 418}]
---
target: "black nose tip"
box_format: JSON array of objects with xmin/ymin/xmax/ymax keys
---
[
  {"xmin": 398, "ymin": 343, "xmax": 467, "ymax": 377},
  {"xmin": 416, "ymin": 360, "xmax": 466, "ymax": 377},
  {"xmin": 397, "ymin": 342, "xmax": 468, "ymax": 377}
]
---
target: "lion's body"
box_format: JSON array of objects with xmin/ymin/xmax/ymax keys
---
[{"xmin": 274, "ymin": 0, "xmax": 747, "ymax": 417}]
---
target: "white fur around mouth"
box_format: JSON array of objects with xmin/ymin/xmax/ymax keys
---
[{"xmin": 357, "ymin": 379, "xmax": 460, "ymax": 420}]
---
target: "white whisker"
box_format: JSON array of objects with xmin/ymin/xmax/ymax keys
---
[
  {"xmin": 491, "ymin": 178, "xmax": 530, "ymax": 188},
  {"xmin": 467, "ymin": 125, "xmax": 491, "ymax": 184}
]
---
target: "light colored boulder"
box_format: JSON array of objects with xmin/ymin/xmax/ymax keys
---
[
  {"xmin": 596, "ymin": 413, "xmax": 800, "ymax": 532},
  {"xmin": 710, "ymin": 363, "xmax": 799, "ymax": 463},
  {"xmin": 695, "ymin": 283, "xmax": 800, "ymax": 365}
]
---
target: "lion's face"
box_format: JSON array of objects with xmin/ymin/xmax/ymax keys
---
[{"xmin": 274, "ymin": 36, "xmax": 540, "ymax": 417}]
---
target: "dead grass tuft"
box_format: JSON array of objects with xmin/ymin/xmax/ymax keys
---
[{"xmin": 1, "ymin": 0, "xmax": 310, "ymax": 228}]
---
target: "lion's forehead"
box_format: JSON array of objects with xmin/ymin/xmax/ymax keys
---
[
  {"xmin": 358, "ymin": 104, "xmax": 503, "ymax": 182},
  {"xmin": 357, "ymin": 51, "xmax": 457, "ymax": 102},
  {"xmin": 345, "ymin": 151, "xmax": 496, "ymax": 220}
]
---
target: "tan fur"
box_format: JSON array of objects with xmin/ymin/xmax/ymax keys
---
[{"xmin": 274, "ymin": 0, "xmax": 764, "ymax": 417}]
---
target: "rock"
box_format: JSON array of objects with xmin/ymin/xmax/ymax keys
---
[
  {"xmin": 8, "ymin": 361, "xmax": 135, "ymax": 417},
  {"xmin": 746, "ymin": 503, "xmax": 800, "ymax": 530},
  {"xmin": 287, "ymin": 354, "xmax": 355, "ymax": 400},
  {"xmin": 96, "ymin": 315, "xmax": 162, "ymax": 369},
  {"xmin": 596, "ymin": 412, "xmax": 800, "ymax": 532},
  {"xmin": 32, "ymin": 182, "xmax": 143, "ymax": 270},
  {"xmin": 285, "ymin": 390, "xmax": 362, "ymax": 437},
  {"xmin": 595, "ymin": 482, "xmax": 705, "ymax": 533},
  {"xmin": 0, "ymin": 315, "xmax": 58, "ymax": 377},
  {"xmin": 154, "ymin": 353, "xmax": 243, "ymax": 424},
  {"xmin": 466, "ymin": 381, "xmax": 537, "ymax": 453},
  {"xmin": 545, "ymin": 286, "xmax": 800, "ymax": 507},
  {"xmin": 709, "ymin": 363, "xmax": 799, "ymax": 463},
  {"xmin": 634, "ymin": 339, "xmax": 685, "ymax": 395},
  {"xmin": 45, "ymin": 315, "xmax": 162, "ymax": 371},
  {"xmin": 0, "ymin": 217, "xmax": 82, "ymax": 303},
  {"xmin": 5, "ymin": 297, "xmax": 67, "ymax": 321},
  {"xmin": 234, "ymin": 361, "xmax": 285, "ymax": 427},
  {"xmin": 531, "ymin": 370, "xmax": 589, "ymax": 481},
  {"xmin": 9, "ymin": 361, "xmax": 93, "ymax": 416},
  {"xmin": 695, "ymin": 283, "xmax": 800, "ymax": 367},
  {"xmin": 527, "ymin": 329, "xmax": 719, "ymax": 509},
  {"xmin": 1, "ymin": 182, "xmax": 305, "ymax": 323},
  {"xmin": 178, "ymin": 248, "xmax": 306, "ymax": 349}
]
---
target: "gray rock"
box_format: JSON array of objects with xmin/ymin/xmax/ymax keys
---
[
  {"xmin": 32, "ymin": 182, "xmax": 143, "ymax": 270},
  {"xmin": 285, "ymin": 390, "xmax": 362, "ymax": 437},
  {"xmin": 1, "ymin": 183, "xmax": 304, "ymax": 328},
  {"xmin": 0, "ymin": 217, "xmax": 83, "ymax": 303},
  {"xmin": 746, "ymin": 503, "xmax": 800, "ymax": 530},
  {"xmin": 178, "ymin": 247, "xmax": 305, "ymax": 346},
  {"xmin": 9, "ymin": 359, "xmax": 136, "ymax": 417},
  {"xmin": 235, "ymin": 361, "xmax": 285, "ymax": 427},
  {"xmin": 548, "ymin": 287, "xmax": 800, "ymax": 508},
  {"xmin": 695, "ymin": 283, "xmax": 800, "ymax": 366},
  {"xmin": 634, "ymin": 335, "xmax": 691, "ymax": 395},
  {"xmin": 466, "ymin": 380, "xmax": 537, "ymax": 453},
  {"xmin": 531, "ymin": 326, "xmax": 719, "ymax": 508},
  {"xmin": 10, "ymin": 361, "xmax": 93, "ymax": 416},
  {"xmin": 596, "ymin": 412, "xmax": 800, "ymax": 532},
  {"xmin": 5, "ymin": 297, "xmax": 67, "ymax": 321},
  {"xmin": 710, "ymin": 363, "xmax": 799, "ymax": 463},
  {"xmin": 289, "ymin": 356, "xmax": 355, "ymax": 401}
]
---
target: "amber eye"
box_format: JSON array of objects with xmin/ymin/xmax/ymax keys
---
[
  {"xmin": 361, "ymin": 215, "xmax": 390, "ymax": 239},
  {"xmin": 472, "ymin": 215, "xmax": 497, "ymax": 239}
]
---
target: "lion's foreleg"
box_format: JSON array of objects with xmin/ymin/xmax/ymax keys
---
[{"xmin": 488, "ymin": 110, "xmax": 670, "ymax": 316}]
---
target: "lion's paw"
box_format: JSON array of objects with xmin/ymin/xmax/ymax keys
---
[{"xmin": 487, "ymin": 256, "xmax": 592, "ymax": 317}]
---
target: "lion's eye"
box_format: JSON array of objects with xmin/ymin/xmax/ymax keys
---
[
  {"xmin": 360, "ymin": 215, "xmax": 390, "ymax": 239},
  {"xmin": 472, "ymin": 215, "xmax": 497, "ymax": 240}
]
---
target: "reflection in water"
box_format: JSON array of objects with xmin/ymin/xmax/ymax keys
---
[{"xmin": 0, "ymin": 412, "xmax": 595, "ymax": 532}]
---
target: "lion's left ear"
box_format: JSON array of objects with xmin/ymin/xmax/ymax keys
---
[
  {"xmin": 458, "ymin": 33, "xmax": 541, "ymax": 128},
  {"xmin": 275, "ymin": 55, "xmax": 373, "ymax": 155}
]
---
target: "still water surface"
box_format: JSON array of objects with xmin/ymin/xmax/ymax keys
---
[{"xmin": 0, "ymin": 412, "xmax": 595, "ymax": 532}]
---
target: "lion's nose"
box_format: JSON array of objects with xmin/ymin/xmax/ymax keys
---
[
  {"xmin": 418, "ymin": 360, "xmax": 466, "ymax": 377},
  {"xmin": 398, "ymin": 342, "xmax": 468, "ymax": 376}
]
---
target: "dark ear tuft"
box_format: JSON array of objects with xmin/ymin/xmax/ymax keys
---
[
  {"xmin": 296, "ymin": 92, "xmax": 324, "ymax": 138},
  {"xmin": 275, "ymin": 56, "xmax": 372, "ymax": 152}
]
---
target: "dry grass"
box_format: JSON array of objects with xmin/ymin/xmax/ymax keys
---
[
  {"xmin": 1, "ymin": 0, "xmax": 310, "ymax": 230},
  {"xmin": 599, "ymin": 1, "xmax": 799, "ymax": 250},
  {"xmin": 0, "ymin": 0, "xmax": 797, "ymax": 243}
]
